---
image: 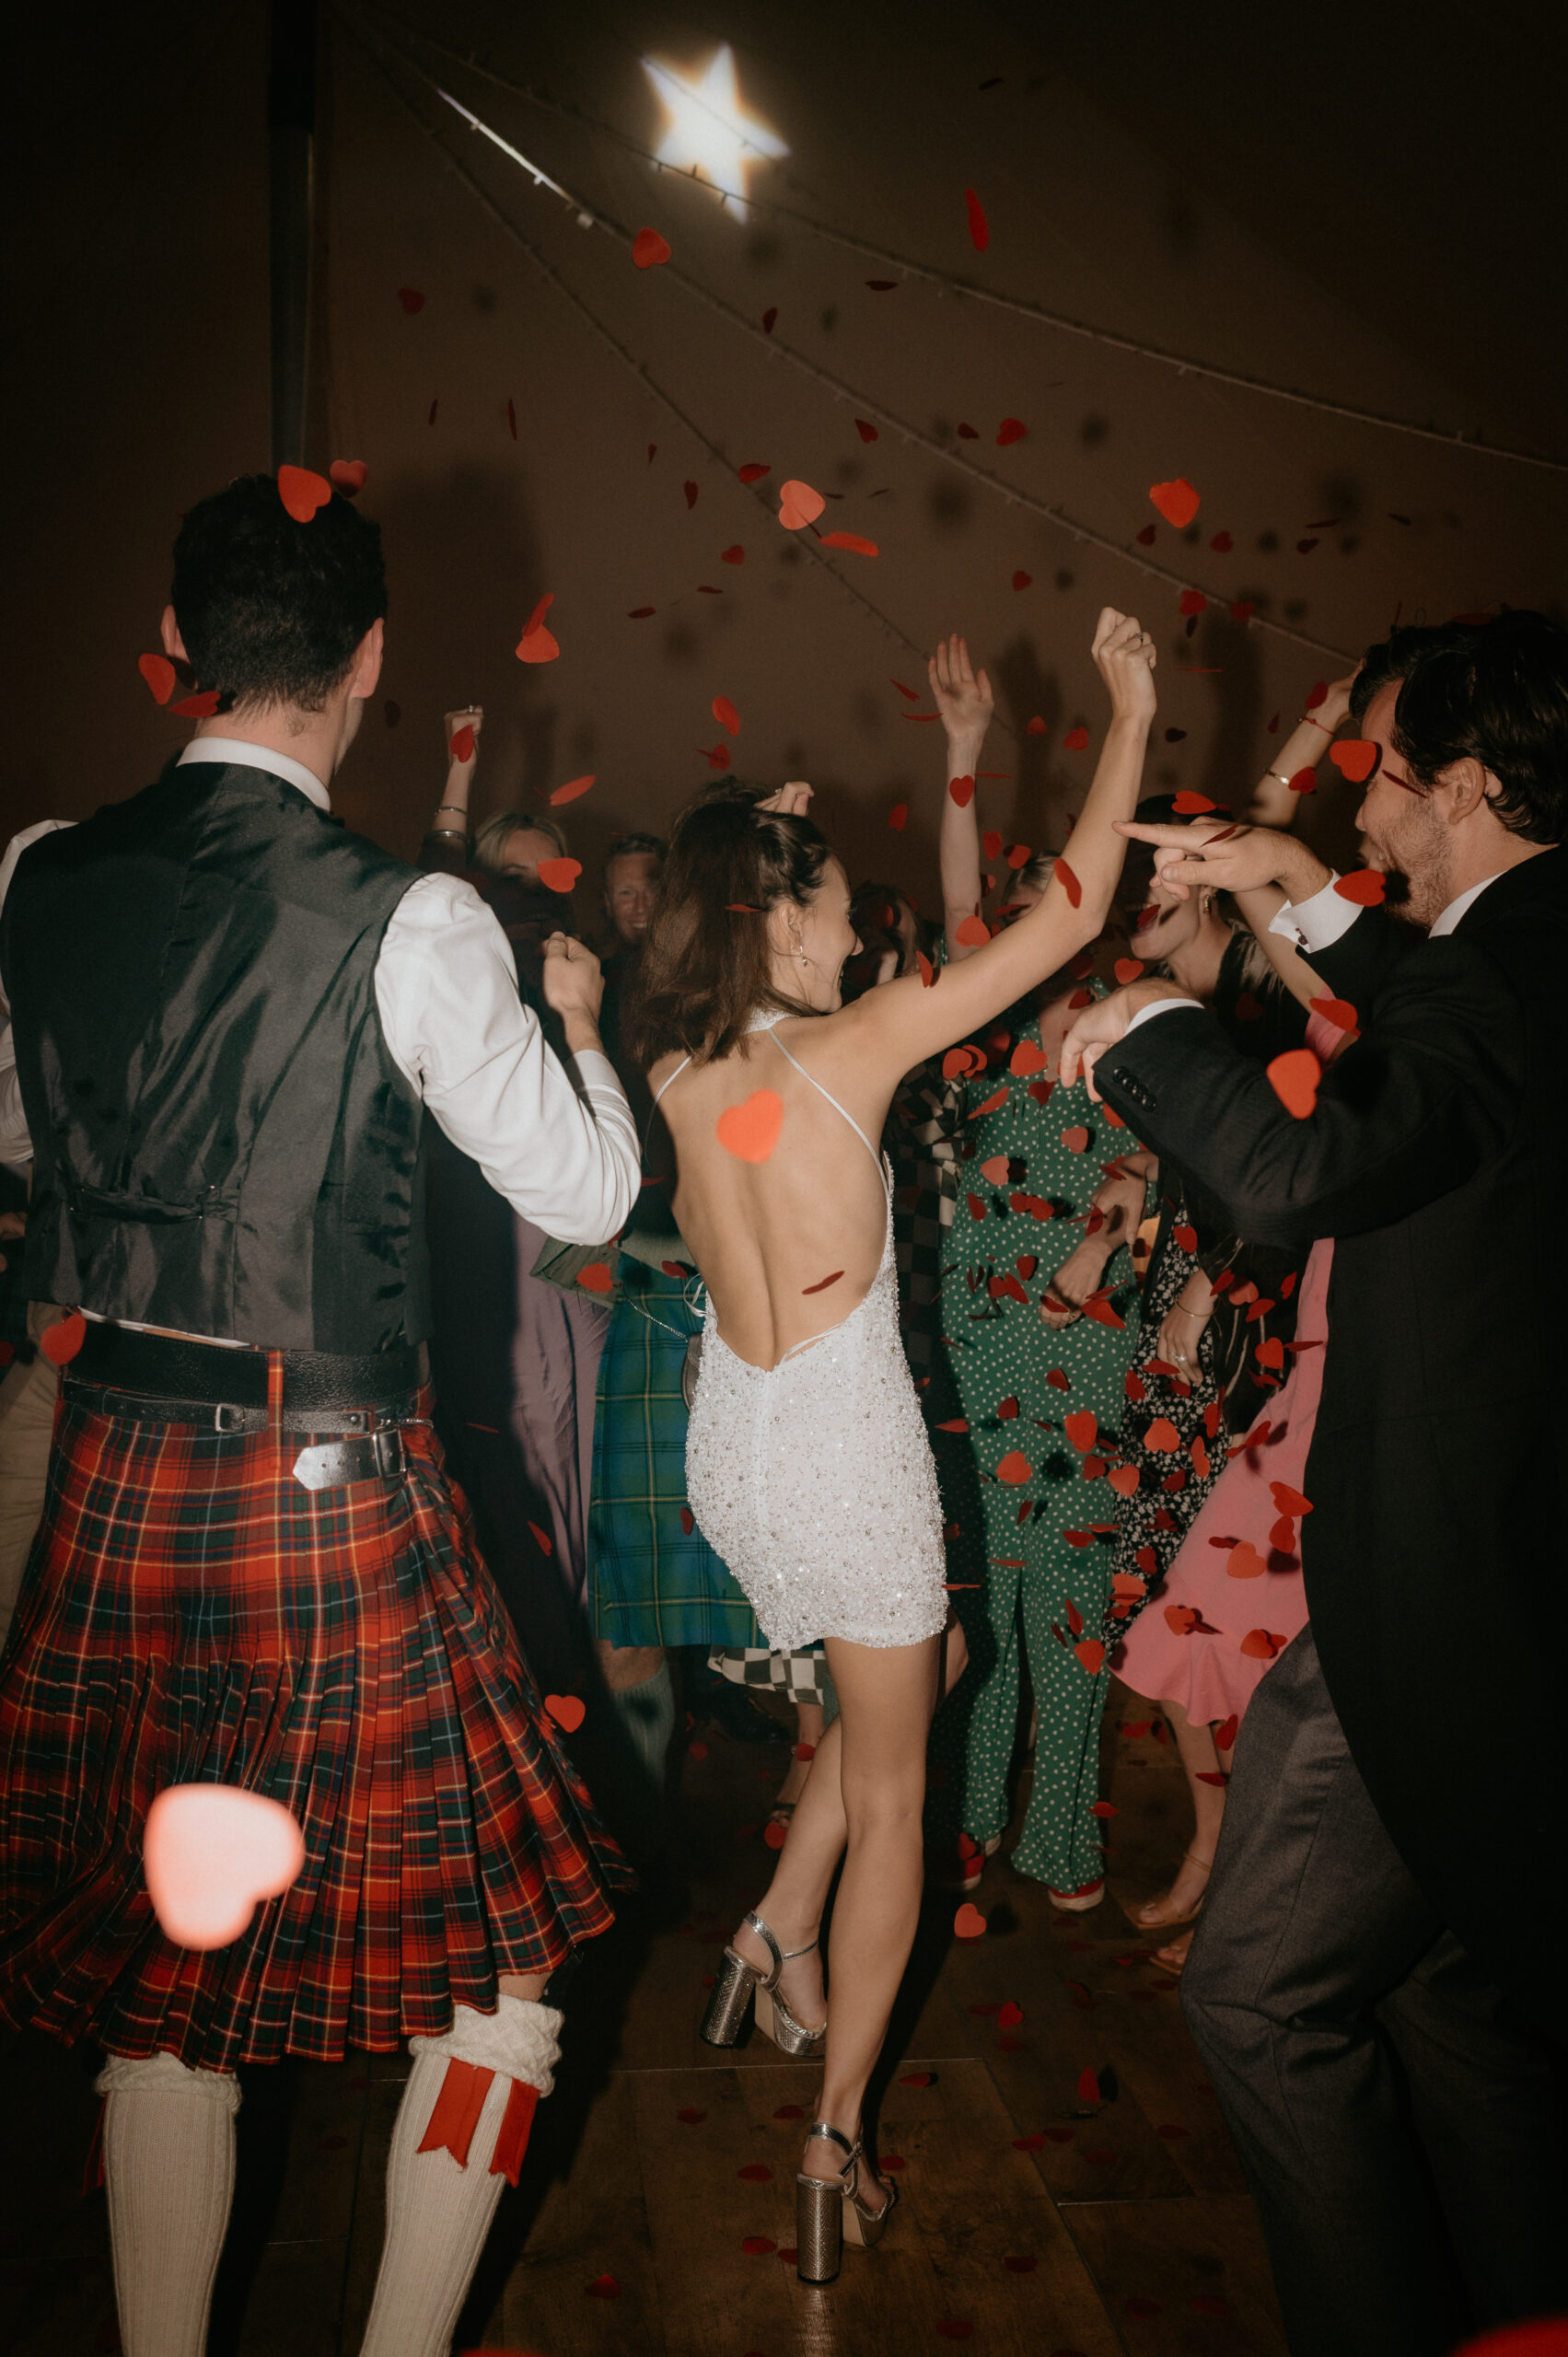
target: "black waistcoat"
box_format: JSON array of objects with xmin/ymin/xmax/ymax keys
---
[{"xmin": 1, "ymin": 760, "xmax": 430, "ymax": 1352}]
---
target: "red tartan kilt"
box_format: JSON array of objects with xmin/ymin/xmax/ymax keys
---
[{"xmin": 0, "ymin": 1387, "xmax": 630, "ymax": 2069}]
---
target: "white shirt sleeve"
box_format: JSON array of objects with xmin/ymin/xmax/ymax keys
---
[
  {"xmin": 374, "ymin": 873, "xmax": 639, "ymax": 1243},
  {"xmin": 0, "ymin": 819, "xmax": 76, "ymax": 1166},
  {"xmin": 1121, "ymin": 994, "xmax": 1202, "ymax": 1039},
  {"xmin": 1268, "ymin": 872, "xmax": 1359, "ymax": 954}
]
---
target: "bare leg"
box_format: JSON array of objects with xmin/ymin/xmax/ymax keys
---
[{"xmin": 1135, "ymin": 1693, "xmax": 1225, "ymax": 1928}]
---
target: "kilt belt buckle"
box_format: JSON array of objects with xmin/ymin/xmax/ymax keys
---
[{"xmin": 291, "ymin": 1427, "xmax": 407, "ymax": 1492}]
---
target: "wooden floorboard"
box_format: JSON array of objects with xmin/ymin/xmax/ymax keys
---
[{"xmin": 0, "ymin": 1678, "xmax": 1289, "ymax": 2354}]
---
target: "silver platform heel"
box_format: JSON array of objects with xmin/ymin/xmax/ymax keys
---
[
  {"xmin": 795, "ymin": 2121, "xmax": 896, "ymax": 2285},
  {"xmin": 699, "ymin": 1910, "xmax": 826, "ymax": 2057}
]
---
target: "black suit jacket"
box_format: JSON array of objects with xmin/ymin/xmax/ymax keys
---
[{"xmin": 1094, "ymin": 847, "xmax": 1568, "ymax": 2026}]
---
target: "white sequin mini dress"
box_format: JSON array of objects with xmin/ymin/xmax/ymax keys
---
[{"xmin": 676, "ymin": 1016, "xmax": 947, "ymax": 1653}]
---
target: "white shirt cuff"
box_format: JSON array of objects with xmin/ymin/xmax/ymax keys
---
[
  {"xmin": 1268, "ymin": 873, "xmax": 1358, "ymax": 954},
  {"xmin": 1122, "ymin": 995, "xmax": 1202, "ymax": 1039}
]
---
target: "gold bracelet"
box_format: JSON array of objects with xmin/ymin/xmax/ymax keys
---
[{"xmin": 1268, "ymin": 769, "xmax": 1294, "ymax": 788}]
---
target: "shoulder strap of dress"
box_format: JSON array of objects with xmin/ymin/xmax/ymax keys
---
[
  {"xmin": 651, "ymin": 1054, "xmax": 691, "ymax": 1113},
  {"xmin": 764, "ymin": 1029, "xmax": 887, "ymax": 1187}
]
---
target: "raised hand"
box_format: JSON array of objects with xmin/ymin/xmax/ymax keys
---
[
  {"xmin": 1091, "ymin": 609, "xmax": 1157, "ymax": 723},
  {"xmin": 443, "ymin": 706, "xmax": 483, "ymax": 763},
  {"xmin": 928, "ymin": 634, "xmax": 994, "ymax": 749},
  {"xmin": 758, "ymin": 782, "xmax": 814, "ymax": 819},
  {"xmin": 1058, "ymin": 979, "xmax": 1193, "ymax": 1096},
  {"xmin": 1113, "ymin": 817, "xmax": 1326, "ymax": 905},
  {"xmin": 540, "ymin": 932, "xmax": 604, "ymax": 1027}
]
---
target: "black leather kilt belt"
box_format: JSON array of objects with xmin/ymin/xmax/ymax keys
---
[{"xmin": 62, "ymin": 1322, "xmax": 429, "ymax": 1493}]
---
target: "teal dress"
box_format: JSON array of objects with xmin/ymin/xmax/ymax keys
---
[{"xmin": 926, "ymin": 992, "xmax": 1143, "ymax": 1893}]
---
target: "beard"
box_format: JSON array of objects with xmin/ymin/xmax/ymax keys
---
[{"xmin": 1376, "ymin": 798, "xmax": 1452, "ymax": 931}]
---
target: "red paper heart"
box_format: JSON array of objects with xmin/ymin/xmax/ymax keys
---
[
  {"xmin": 138, "ymin": 653, "xmax": 177, "ymax": 704},
  {"xmin": 1309, "ymin": 993, "xmax": 1359, "ymax": 1033},
  {"xmin": 329, "ymin": 459, "xmax": 368, "ymax": 495},
  {"xmin": 1009, "ymin": 1040, "xmax": 1049, "ymax": 1075},
  {"xmin": 1214, "ymin": 1713, "xmax": 1239, "ymax": 1749},
  {"xmin": 517, "ymin": 592, "xmax": 560, "ymax": 664},
  {"xmin": 738, "ymin": 462, "xmax": 771, "ymax": 484},
  {"xmin": 545, "ymin": 1693, "xmax": 587, "ymax": 1733},
  {"xmin": 527, "ymin": 1521, "xmax": 553, "ymax": 1556},
  {"xmin": 447, "ymin": 724, "xmax": 474, "ymax": 763},
  {"xmin": 955, "ymin": 915, "xmax": 991, "ymax": 946},
  {"xmin": 1267, "ymin": 1048, "xmax": 1321, "ymax": 1119},
  {"xmin": 820, "ymin": 530, "xmax": 878, "ymax": 555},
  {"xmin": 1330, "ymin": 738, "xmax": 1379, "ymax": 783},
  {"xmin": 537, "ymin": 856, "xmax": 582, "ymax": 894},
  {"xmin": 1179, "ymin": 590, "xmax": 1208, "ymax": 617},
  {"xmin": 1334, "ymin": 868, "xmax": 1387, "ymax": 905},
  {"xmin": 1172, "ymin": 791, "xmax": 1216, "ymax": 814},
  {"xmin": 585, "ymin": 2270, "xmax": 621, "ymax": 2297},
  {"xmin": 395, "ymin": 285, "xmax": 426, "ymax": 316},
  {"xmin": 1164, "ymin": 1605, "xmax": 1199, "ymax": 1634},
  {"xmin": 1074, "ymin": 1638, "xmax": 1106, "ymax": 1674},
  {"xmin": 1227, "ymin": 1541, "xmax": 1266, "ymax": 1580},
  {"xmin": 40, "ymin": 1309, "xmax": 87, "ymax": 1365},
  {"xmin": 888, "ymin": 802, "xmax": 908, "ymax": 831},
  {"xmin": 1144, "ymin": 1416, "xmax": 1180, "ymax": 1453},
  {"xmin": 778, "ymin": 478, "xmax": 825, "ymax": 530},
  {"xmin": 1108, "ymin": 1464, "xmax": 1139, "ymax": 1498},
  {"xmin": 550, "ymin": 773, "xmax": 596, "ymax": 807},
  {"xmin": 978, "ymin": 1154, "xmax": 1009, "ymax": 1183},
  {"xmin": 1011, "ymin": 569, "xmax": 1032, "ymax": 591},
  {"xmin": 575, "ymin": 1260, "xmax": 612, "ymax": 1292},
  {"xmin": 964, "ymin": 186, "xmax": 989, "ymax": 250},
  {"xmin": 762, "ymin": 1820, "xmax": 787, "ymax": 1850},
  {"xmin": 1061, "ymin": 1125, "xmax": 1090, "ymax": 1153},
  {"xmin": 1076, "ymin": 2066, "xmax": 1101, "ymax": 2103},
  {"xmin": 1053, "ymin": 857, "xmax": 1083, "ymax": 908},
  {"xmin": 998, "ymin": 1999, "xmax": 1025, "ymax": 2027},
  {"xmin": 1210, "ymin": 529, "xmax": 1234, "ymax": 552},
  {"xmin": 144, "ymin": 1785, "xmax": 306, "ymax": 1950},
  {"xmin": 953, "ymin": 1903, "xmax": 987, "ymax": 1939},
  {"xmin": 1231, "ymin": 598, "xmax": 1257, "ymax": 622},
  {"xmin": 949, "ymin": 773, "xmax": 975, "ymax": 807},
  {"xmin": 1062, "ymin": 725, "xmax": 1089, "ymax": 751},
  {"xmin": 1113, "ymin": 958, "xmax": 1145, "ymax": 984},
  {"xmin": 632, "ymin": 226, "xmax": 671, "ymax": 269},
  {"xmin": 170, "ymin": 689, "xmax": 223, "ymax": 718},
  {"xmin": 712, "ymin": 694, "xmax": 740, "ymax": 737},
  {"xmin": 1288, "ymin": 766, "xmax": 1318, "ymax": 795},
  {"xmin": 715, "ymin": 1088, "xmax": 784, "ymax": 1164},
  {"xmin": 802, "ymin": 1271, "xmax": 842, "ymax": 1295},
  {"xmin": 277, "ymin": 465, "xmax": 332, "ymax": 523},
  {"xmin": 996, "ymin": 1451, "xmax": 1033, "ymax": 1484},
  {"xmin": 996, "ymin": 417, "xmax": 1027, "ymax": 446},
  {"xmin": 1026, "ymin": 714, "xmax": 1047, "ymax": 735},
  {"xmin": 1240, "ymin": 1629, "xmax": 1288, "ymax": 1660},
  {"xmin": 1064, "ymin": 1411, "xmax": 1098, "ymax": 1452},
  {"xmin": 1149, "ymin": 477, "xmax": 1200, "ymax": 528}
]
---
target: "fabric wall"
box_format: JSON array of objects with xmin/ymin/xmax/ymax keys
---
[{"xmin": 5, "ymin": 0, "xmax": 1564, "ymax": 913}]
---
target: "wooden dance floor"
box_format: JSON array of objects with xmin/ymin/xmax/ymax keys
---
[{"xmin": 1, "ymin": 1682, "xmax": 1285, "ymax": 2356}]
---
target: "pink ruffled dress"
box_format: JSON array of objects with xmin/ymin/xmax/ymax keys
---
[{"xmin": 1110, "ymin": 1237, "xmax": 1330, "ymax": 1728}]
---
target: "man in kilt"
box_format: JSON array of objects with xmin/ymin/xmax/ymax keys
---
[{"xmin": 0, "ymin": 474, "xmax": 640, "ymax": 2357}]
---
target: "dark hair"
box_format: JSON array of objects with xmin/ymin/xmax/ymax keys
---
[
  {"xmin": 842, "ymin": 879, "xmax": 909, "ymax": 1000},
  {"xmin": 1351, "ymin": 610, "xmax": 1568, "ymax": 845},
  {"xmin": 623, "ymin": 778, "xmax": 833, "ymax": 1067},
  {"xmin": 170, "ymin": 472, "xmax": 387, "ymax": 713},
  {"xmin": 603, "ymin": 831, "xmax": 668, "ymax": 881}
]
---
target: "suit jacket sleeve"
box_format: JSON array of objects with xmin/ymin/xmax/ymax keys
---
[
  {"xmin": 1308, "ymin": 901, "xmax": 1423, "ymax": 1015},
  {"xmin": 1094, "ymin": 934, "xmax": 1520, "ymax": 1251}
]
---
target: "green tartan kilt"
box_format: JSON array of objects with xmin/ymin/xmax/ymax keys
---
[{"xmin": 588, "ymin": 1260, "xmax": 762, "ymax": 1651}]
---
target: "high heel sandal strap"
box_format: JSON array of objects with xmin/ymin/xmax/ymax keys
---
[
  {"xmin": 805, "ymin": 2120, "xmax": 860, "ymax": 2175},
  {"xmin": 742, "ymin": 1910, "xmax": 819, "ymax": 1981}
]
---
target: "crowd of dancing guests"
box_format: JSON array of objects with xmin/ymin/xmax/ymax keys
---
[{"xmin": 1, "ymin": 468, "xmax": 1565, "ymax": 2357}]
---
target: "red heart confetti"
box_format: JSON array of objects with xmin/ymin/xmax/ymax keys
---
[
  {"xmin": 779, "ymin": 478, "xmax": 826, "ymax": 529},
  {"xmin": 996, "ymin": 1451, "xmax": 1033, "ymax": 1484},
  {"xmin": 774, "ymin": 2102, "xmax": 805, "ymax": 2119},
  {"xmin": 1214, "ymin": 1714, "xmax": 1239, "ymax": 1750},
  {"xmin": 949, "ymin": 773, "xmax": 976, "ymax": 807},
  {"xmin": 1267, "ymin": 1048, "xmax": 1321, "ymax": 1119},
  {"xmin": 1179, "ymin": 591, "xmax": 1208, "ymax": 617},
  {"xmin": 955, "ymin": 915, "xmax": 991, "ymax": 947},
  {"xmin": 170, "ymin": 690, "xmax": 223, "ymax": 718},
  {"xmin": 1330, "ymin": 738, "xmax": 1379, "ymax": 783},
  {"xmin": 544, "ymin": 1693, "xmax": 586, "ymax": 1733},
  {"xmin": 900, "ymin": 2070, "xmax": 935, "ymax": 2085},
  {"xmin": 1053, "ymin": 857, "xmax": 1083, "ymax": 907},
  {"xmin": 138, "ymin": 653, "xmax": 177, "ymax": 704},
  {"xmin": 1061, "ymin": 1124, "xmax": 1089, "ymax": 1152},
  {"xmin": 397, "ymin": 286, "xmax": 424, "ymax": 313},
  {"xmin": 1074, "ymin": 1638, "xmax": 1106, "ymax": 1674},
  {"xmin": 741, "ymin": 2236, "xmax": 776, "ymax": 2256},
  {"xmin": 277, "ymin": 466, "xmax": 332, "ymax": 523},
  {"xmin": 1113, "ymin": 958, "xmax": 1145, "ymax": 984},
  {"xmin": 738, "ymin": 461, "xmax": 771, "ymax": 482},
  {"xmin": 1172, "ymin": 792, "xmax": 1216, "ymax": 815},
  {"xmin": 953, "ymin": 1903, "xmax": 987, "ymax": 1939},
  {"xmin": 1165, "ymin": 1605, "xmax": 1199, "ymax": 1634},
  {"xmin": 1334, "ymin": 868, "xmax": 1387, "ymax": 904},
  {"xmin": 1287, "ymin": 766, "xmax": 1318, "ymax": 795},
  {"xmin": 517, "ymin": 593, "xmax": 560, "ymax": 664},
  {"xmin": 1076, "ymin": 2066, "xmax": 1101, "ymax": 2104},
  {"xmin": 1064, "ymin": 1411, "xmax": 1098, "ymax": 1453},
  {"xmin": 537, "ymin": 856, "xmax": 582, "ymax": 894},
  {"xmin": 820, "ymin": 530, "xmax": 879, "ymax": 556},
  {"xmin": 1063, "ymin": 726, "xmax": 1089, "ymax": 751},
  {"xmin": 632, "ymin": 227, "xmax": 671, "ymax": 269},
  {"xmin": 738, "ymin": 2162, "xmax": 773, "ymax": 2180},
  {"xmin": 1149, "ymin": 478, "xmax": 1200, "ymax": 528},
  {"xmin": 721, "ymin": 544, "xmax": 745, "ymax": 566},
  {"xmin": 676, "ymin": 2106, "xmax": 706, "ymax": 2123},
  {"xmin": 998, "ymin": 1999, "xmax": 1025, "ymax": 2028},
  {"xmin": 1011, "ymin": 569, "xmax": 1033, "ymax": 591},
  {"xmin": 716, "ymin": 1089, "xmax": 784, "ymax": 1164},
  {"xmin": 550, "ymin": 773, "xmax": 596, "ymax": 807},
  {"xmin": 527, "ymin": 1521, "xmax": 552, "ymax": 1556},
  {"xmin": 802, "ymin": 1271, "xmax": 843, "ymax": 1295},
  {"xmin": 448, "ymin": 724, "xmax": 475, "ymax": 763},
  {"xmin": 713, "ymin": 694, "xmax": 740, "ymax": 737},
  {"xmin": 680, "ymin": 1506, "xmax": 694, "ymax": 1534},
  {"xmin": 996, "ymin": 417, "xmax": 1027, "ymax": 446},
  {"xmin": 964, "ymin": 186, "xmax": 990, "ymax": 249},
  {"xmin": 1227, "ymin": 1541, "xmax": 1266, "ymax": 1579},
  {"xmin": 329, "ymin": 458, "xmax": 367, "ymax": 494},
  {"xmin": 40, "ymin": 1310, "xmax": 87, "ymax": 1365},
  {"xmin": 889, "ymin": 803, "xmax": 908, "ymax": 831}
]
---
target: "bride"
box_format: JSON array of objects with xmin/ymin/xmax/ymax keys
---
[{"xmin": 621, "ymin": 609, "xmax": 1156, "ymax": 2282}]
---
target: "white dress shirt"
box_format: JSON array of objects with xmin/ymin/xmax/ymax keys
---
[
  {"xmin": 1121, "ymin": 868, "xmax": 1510, "ymax": 1043},
  {"xmin": 0, "ymin": 741, "xmax": 637, "ymax": 1256}
]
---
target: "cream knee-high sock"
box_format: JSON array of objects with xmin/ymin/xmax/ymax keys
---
[
  {"xmin": 359, "ymin": 1996, "xmax": 563, "ymax": 2357},
  {"xmin": 95, "ymin": 2049, "xmax": 241, "ymax": 2357}
]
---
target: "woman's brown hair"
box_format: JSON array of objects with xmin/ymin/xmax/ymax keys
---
[{"xmin": 623, "ymin": 779, "xmax": 835, "ymax": 1069}]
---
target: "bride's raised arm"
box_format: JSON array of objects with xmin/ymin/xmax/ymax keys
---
[{"xmin": 845, "ymin": 608, "xmax": 1156, "ymax": 1071}]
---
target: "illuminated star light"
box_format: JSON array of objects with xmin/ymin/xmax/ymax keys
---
[{"xmin": 642, "ymin": 43, "xmax": 788, "ymax": 220}]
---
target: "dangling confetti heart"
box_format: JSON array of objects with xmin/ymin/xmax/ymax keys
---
[
  {"xmin": 1330, "ymin": 739, "xmax": 1379, "ymax": 783},
  {"xmin": 632, "ymin": 226, "xmax": 671, "ymax": 269},
  {"xmin": 144, "ymin": 1785, "xmax": 306, "ymax": 1950},
  {"xmin": 1226, "ymin": 1542, "xmax": 1266, "ymax": 1580},
  {"xmin": 1267, "ymin": 1048, "xmax": 1321, "ymax": 1119},
  {"xmin": 1240, "ymin": 1630, "xmax": 1288, "ymax": 1659},
  {"xmin": 1074, "ymin": 1638, "xmax": 1106, "ymax": 1674},
  {"xmin": 854, "ymin": 418, "xmax": 879, "ymax": 441},
  {"xmin": 889, "ymin": 803, "xmax": 908, "ymax": 831},
  {"xmin": 1077, "ymin": 2066, "xmax": 1101, "ymax": 2103},
  {"xmin": 528, "ymin": 1521, "xmax": 553, "ymax": 1555},
  {"xmin": 550, "ymin": 773, "xmax": 596, "ymax": 807},
  {"xmin": 329, "ymin": 459, "xmax": 368, "ymax": 495},
  {"xmin": 1309, "ymin": 993, "xmax": 1359, "ymax": 1033},
  {"xmin": 448, "ymin": 724, "xmax": 475, "ymax": 763},
  {"xmin": 716, "ymin": 1089, "xmax": 784, "ymax": 1164},
  {"xmin": 277, "ymin": 465, "xmax": 332, "ymax": 523},
  {"xmin": 820, "ymin": 530, "xmax": 878, "ymax": 556},
  {"xmin": 713, "ymin": 694, "xmax": 740, "ymax": 737},
  {"xmin": 545, "ymin": 1693, "xmax": 587, "ymax": 1733},
  {"xmin": 955, "ymin": 915, "xmax": 991, "ymax": 946},
  {"xmin": 1149, "ymin": 478, "xmax": 1201, "ymax": 528},
  {"xmin": 996, "ymin": 1451, "xmax": 1033, "ymax": 1484},
  {"xmin": 1288, "ymin": 767, "xmax": 1318, "ymax": 794},
  {"xmin": 738, "ymin": 460, "xmax": 771, "ymax": 482},
  {"xmin": 1061, "ymin": 1124, "xmax": 1090, "ymax": 1153},
  {"xmin": 171, "ymin": 689, "xmax": 223, "ymax": 718},
  {"xmin": 1011, "ymin": 570, "xmax": 1033, "ymax": 591},
  {"xmin": 517, "ymin": 593, "xmax": 560, "ymax": 664},
  {"xmin": 397, "ymin": 286, "xmax": 424, "ymax": 313},
  {"xmin": 1172, "ymin": 792, "xmax": 1216, "ymax": 815},
  {"xmin": 949, "ymin": 774, "xmax": 975, "ymax": 808},
  {"xmin": 1064, "ymin": 1411, "xmax": 1098, "ymax": 1452},
  {"xmin": 40, "ymin": 1309, "xmax": 87, "ymax": 1365},
  {"xmin": 996, "ymin": 417, "xmax": 1027, "ymax": 446},
  {"xmin": 575, "ymin": 1260, "xmax": 612, "ymax": 1291},
  {"xmin": 1164, "ymin": 1605, "xmax": 1200, "ymax": 1634},
  {"xmin": 802, "ymin": 1271, "xmax": 843, "ymax": 1295},
  {"xmin": 1145, "ymin": 1417, "xmax": 1180, "ymax": 1452},
  {"xmin": 138, "ymin": 653, "xmax": 176, "ymax": 704},
  {"xmin": 1334, "ymin": 868, "xmax": 1387, "ymax": 904},
  {"xmin": 584, "ymin": 2272, "xmax": 621, "ymax": 2298},
  {"xmin": 1053, "ymin": 857, "xmax": 1082, "ymax": 907},
  {"xmin": 1062, "ymin": 726, "xmax": 1089, "ymax": 751},
  {"xmin": 538, "ymin": 856, "xmax": 582, "ymax": 894},
  {"xmin": 778, "ymin": 479, "xmax": 825, "ymax": 530},
  {"xmin": 964, "ymin": 187, "xmax": 990, "ymax": 250},
  {"xmin": 953, "ymin": 1903, "xmax": 988, "ymax": 1939}
]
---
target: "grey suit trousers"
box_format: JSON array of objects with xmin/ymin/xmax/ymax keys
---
[{"xmin": 1181, "ymin": 1627, "xmax": 1568, "ymax": 2357}]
